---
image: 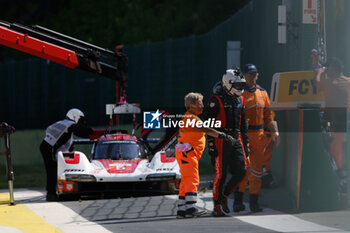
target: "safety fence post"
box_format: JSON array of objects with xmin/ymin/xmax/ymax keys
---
[
  {"xmin": 0, "ymin": 123, "xmax": 16, "ymax": 205},
  {"xmin": 4, "ymin": 133, "xmax": 15, "ymax": 205}
]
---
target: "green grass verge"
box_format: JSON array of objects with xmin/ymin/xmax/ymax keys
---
[{"xmin": 0, "ymin": 165, "xmax": 46, "ymax": 189}]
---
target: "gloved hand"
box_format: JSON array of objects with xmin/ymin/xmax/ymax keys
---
[
  {"xmin": 208, "ymin": 141, "xmax": 218, "ymax": 158},
  {"xmin": 271, "ymin": 132, "xmax": 280, "ymax": 147},
  {"xmin": 244, "ymin": 143, "xmax": 250, "ymax": 157},
  {"xmin": 218, "ymin": 132, "xmax": 236, "ymax": 145}
]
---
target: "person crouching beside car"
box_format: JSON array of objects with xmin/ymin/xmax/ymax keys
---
[{"xmin": 175, "ymin": 92, "xmax": 236, "ymax": 218}]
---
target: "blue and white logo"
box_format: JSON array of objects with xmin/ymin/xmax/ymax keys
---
[{"xmin": 143, "ymin": 110, "xmax": 162, "ymax": 129}]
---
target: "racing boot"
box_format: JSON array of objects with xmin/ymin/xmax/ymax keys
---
[
  {"xmin": 233, "ymin": 192, "xmax": 246, "ymax": 212},
  {"xmin": 220, "ymin": 196, "xmax": 230, "ymax": 215},
  {"xmin": 249, "ymin": 194, "xmax": 263, "ymax": 213},
  {"xmin": 213, "ymin": 204, "xmax": 225, "ymax": 217},
  {"xmin": 176, "ymin": 196, "xmax": 186, "ymax": 219}
]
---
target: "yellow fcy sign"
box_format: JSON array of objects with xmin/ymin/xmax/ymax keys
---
[{"xmin": 270, "ymin": 71, "xmax": 325, "ymax": 109}]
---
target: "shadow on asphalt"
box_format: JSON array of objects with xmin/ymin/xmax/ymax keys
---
[{"xmin": 65, "ymin": 195, "xmax": 171, "ymax": 223}]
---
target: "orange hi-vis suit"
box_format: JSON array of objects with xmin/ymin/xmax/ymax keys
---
[
  {"xmin": 175, "ymin": 112, "xmax": 206, "ymax": 214},
  {"xmin": 238, "ymin": 85, "xmax": 274, "ymax": 195}
]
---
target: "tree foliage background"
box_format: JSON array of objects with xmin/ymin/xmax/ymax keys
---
[{"xmin": 1, "ymin": 0, "xmax": 249, "ymax": 60}]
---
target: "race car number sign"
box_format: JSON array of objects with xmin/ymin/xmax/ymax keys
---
[{"xmin": 270, "ymin": 71, "xmax": 325, "ymax": 109}]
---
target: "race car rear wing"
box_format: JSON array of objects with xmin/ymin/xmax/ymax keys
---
[{"xmin": 0, "ymin": 20, "xmax": 128, "ymax": 87}]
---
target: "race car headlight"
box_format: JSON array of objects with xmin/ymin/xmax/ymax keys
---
[
  {"xmin": 146, "ymin": 173, "xmax": 176, "ymax": 181},
  {"xmin": 65, "ymin": 174, "xmax": 96, "ymax": 182}
]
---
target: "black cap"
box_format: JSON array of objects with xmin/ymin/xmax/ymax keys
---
[{"xmin": 243, "ymin": 64, "xmax": 258, "ymax": 74}]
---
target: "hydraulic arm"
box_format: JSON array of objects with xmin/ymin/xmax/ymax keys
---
[{"xmin": 0, "ymin": 20, "xmax": 128, "ymax": 88}]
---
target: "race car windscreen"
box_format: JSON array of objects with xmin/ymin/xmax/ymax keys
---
[{"xmin": 93, "ymin": 141, "xmax": 148, "ymax": 160}]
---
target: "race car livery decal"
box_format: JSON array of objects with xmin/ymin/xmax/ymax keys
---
[
  {"xmin": 160, "ymin": 152, "xmax": 176, "ymax": 163},
  {"xmin": 97, "ymin": 159, "xmax": 144, "ymax": 174},
  {"xmin": 63, "ymin": 169, "xmax": 85, "ymax": 172},
  {"xmin": 63, "ymin": 153, "xmax": 80, "ymax": 164}
]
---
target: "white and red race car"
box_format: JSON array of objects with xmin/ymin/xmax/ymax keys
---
[
  {"xmin": 56, "ymin": 104, "xmax": 180, "ymax": 198},
  {"xmin": 57, "ymin": 133, "xmax": 180, "ymax": 197}
]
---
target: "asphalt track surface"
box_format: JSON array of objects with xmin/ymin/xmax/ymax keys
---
[{"xmin": 0, "ymin": 188, "xmax": 350, "ymax": 233}]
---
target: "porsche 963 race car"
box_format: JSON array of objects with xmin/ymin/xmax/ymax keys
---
[{"xmin": 56, "ymin": 104, "xmax": 180, "ymax": 198}]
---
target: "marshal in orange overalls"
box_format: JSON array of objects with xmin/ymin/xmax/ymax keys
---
[
  {"xmin": 238, "ymin": 85, "xmax": 274, "ymax": 195},
  {"xmin": 175, "ymin": 112, "xmax": 205, "ymax": 213}
]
